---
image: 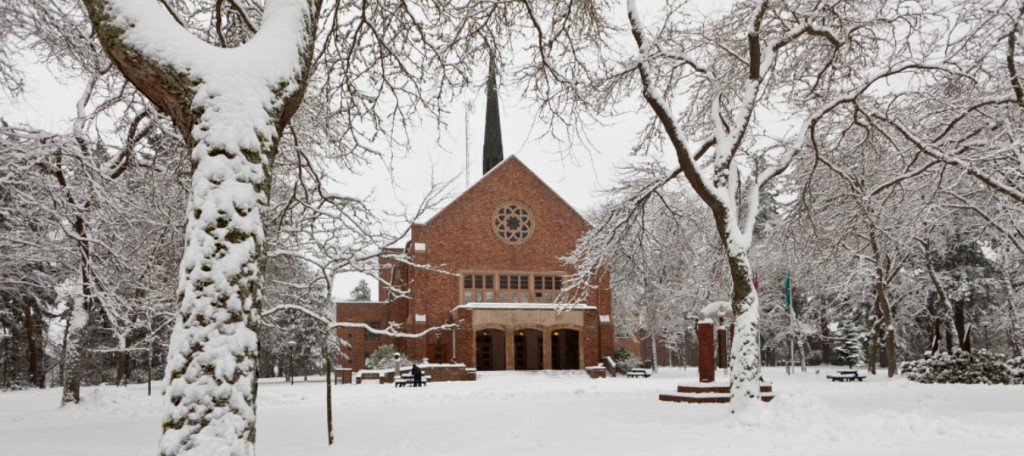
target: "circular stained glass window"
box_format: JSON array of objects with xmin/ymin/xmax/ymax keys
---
[{"xmin": 493, "ymin": 202, "xmax": 534, "ymax": 244}]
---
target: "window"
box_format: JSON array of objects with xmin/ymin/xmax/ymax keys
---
[
  {"xmin": 500, "ymin": 275, "xmax": 528, "ymax": 290},
  {"xmin": 465, "ymin": 273, "xmax": 563, "ymax": 303},
  {"xmin": 429, "ymin": 344, "xmax": 446, "ymax": 363},
  {"xmin": 463, "ymin": 274, "xmax": 495, "ymax": 303},
  {"xmin": 533, "ymin": 275, "xmax": 563, "ymax": 303},
  {"xmin": 364, "ymin": 321, "xmax": 381, "ymax": 341},
  {"xmin": 493, "ymin": 203, "xmax": 534, "ymax": 244},
  {"xmin": 533, "ymin": 275, "xmax": 563, "ymax": 290}
]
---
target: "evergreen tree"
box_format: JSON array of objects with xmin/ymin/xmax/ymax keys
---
[
  {"xmin": 832, "ymin": 320, "xmax": 866, "ymax": 368},
  {"xmin": 349, "ymin": 280, "xmax": 372, "ymax": 302}
]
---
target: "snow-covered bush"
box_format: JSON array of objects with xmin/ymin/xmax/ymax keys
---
[
  {"xmin": 1007, "ymin": 356, "xmax": 1024, "ymax": 385},
  {"xmin": 612, "ymin": 347, "xmax": 638, "ymax": 374},
  {"xmin": 364, "ymin": 344, "xmax": 412, "ymax": 370},
  {"xmin": 902, "ymin": 349, "xmax": 1012, "ymax": 384}
]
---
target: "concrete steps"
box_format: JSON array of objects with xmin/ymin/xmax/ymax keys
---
[{"xmin": 659, "ymin": 382, "xmax": 775, "ymax": 404}]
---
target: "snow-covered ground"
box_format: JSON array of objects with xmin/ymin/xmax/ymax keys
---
[{"xmin": 1, "ymin": 367, "xmax": 1021, "ymax": 455}]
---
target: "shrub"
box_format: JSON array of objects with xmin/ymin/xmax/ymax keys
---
[
  {"xmin": 613, "ymin": 346, "xmax": 638, "ymax": 375},
  {"xmin": 806, "ymin": 350, "xmax": 823, "ymax": 366},
  {"xmin": 1007, "ymin": 356, "xmax": 1024, "ymax": 385},
  {"xmin": 902, "ymin": 349, "xmax": 1012, "ymax": 384},
  {"xmin": 364, "ymin": 344, "xmax": 412, "ymax": 370}
]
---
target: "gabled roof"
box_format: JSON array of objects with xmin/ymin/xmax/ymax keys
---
[{"xmin": 417, "ymin": 155, "xmax": 590, "ymax": 228}]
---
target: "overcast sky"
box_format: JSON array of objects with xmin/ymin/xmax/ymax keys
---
[{"xmin": 0, "ymin": 1, "xmax": 733, "ymax": 300}]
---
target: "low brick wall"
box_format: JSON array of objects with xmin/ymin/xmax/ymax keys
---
[
  {"xmin": 334, "ymin": 368, "xmax": 353, "ymax": 385},
  {"xmin": 357, "ymin": 364, "xmax": 476, "ymax": 384},
  {"xmin": 420, "ymin": 364, "xmax": 476, "ymax": 382},
  {"xmin": 354, "ymin": 371, "xmax": 386, "ymax": 384},
  {"xmin": 585, "ymin": 366, "xmax": 608, "ymax": 379}
]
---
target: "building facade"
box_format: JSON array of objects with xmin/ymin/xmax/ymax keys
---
[{"xmin": 335, "ymin": 156, "xmax": 615, "ymax": 371}]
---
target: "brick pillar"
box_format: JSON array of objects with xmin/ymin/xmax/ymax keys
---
[
  {"xmin": 542, "ymin": 329, "xmax": 553, "ymax": 370},
  {"xmin": 697, "ymin": 321, "xmax": 715, "ymax": 383},
  {"xmin": 584, "ymin": 311, "xmax": 601, "ymax": 366},
  {"xmin": 505, "ymin": 329, "xmax": 516, "ymax": 370},
  {"xmin": 451, "ymin": 309, "xmax": 474, "ymax": 367},
  {"xmin": 717, "ymin": 325, "xmax": 728, "ymax": 369}
]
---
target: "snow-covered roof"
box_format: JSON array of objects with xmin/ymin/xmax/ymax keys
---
[
  {"xmin": 455, "ymin": 302, "xmax": 596, "ymax": 311},
  {"xmin": 334, "ymin": 300, "xmax": 389, "ymax": 306}
]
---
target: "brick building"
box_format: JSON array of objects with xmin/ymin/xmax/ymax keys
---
[
  {"xmin": 335, "ymin": 56, "xmax": 614, "ymax": 372},
  {"xmin": 335, "ymin": 155, "xmax": 615, "ymax": 371}
]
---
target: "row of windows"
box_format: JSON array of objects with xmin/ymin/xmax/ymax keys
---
[
  {"xmin": 464, "ymin": 274, "xmax": 495, "ymax": 290},
  {"xmin": 461, "ymin": 273, "xmax": 564, "ymax": 304},
  {"xmin": 463, "ymin": 274, "xmax": 563, "ymax": 290}
]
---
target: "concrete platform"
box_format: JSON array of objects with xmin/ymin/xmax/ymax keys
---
[{"xmin": 660, "ymin": 382, "xmax": 775, "ymax": 404}]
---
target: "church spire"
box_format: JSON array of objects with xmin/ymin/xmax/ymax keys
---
[{"xmin": 482, "ymin": 51, "xmax": 504, "ymax": 174}]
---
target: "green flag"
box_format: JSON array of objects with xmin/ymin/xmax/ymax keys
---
[{"xmin": 784, "ymin": 273, "xmax": 792, "ymax": 310}]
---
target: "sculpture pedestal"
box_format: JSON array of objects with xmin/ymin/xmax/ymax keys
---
[{"xmin": 697, "ymin": 321, "xmax": 715, "ymax": 382}]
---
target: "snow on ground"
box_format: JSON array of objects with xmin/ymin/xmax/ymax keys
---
[{"xmin": 1, "ymin": 367, "xmax": 1022, "ymax": 455}]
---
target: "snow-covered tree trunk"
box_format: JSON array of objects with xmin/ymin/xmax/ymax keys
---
[
  {"xmin": 19, "ymin": 295, "xmax": 42, "ymax": 388},
  {"xmin": 725, "ymin": 252, "xmax": 762, "ymax": 401},
  {"xmin": 56, "ymin": 148, "xmax": 96, "ymax": 405},
  {"xmin": 870, "ymin": 234, "xmax": 898, "ymax": 378},
  {"xmin": 81, "ymin": 1, "xmax": 319, "ymax": 453},
  {"xmin": 649, "ymin": 333, "xmax": 658, "ymax": 373},
  {"xmin": 62, "ymin": 295, "xmax": 91, "ymax": 404},
  {"xmin": 324, "ymin": 356, "xmax": 333, "ymax": 445},
  {"xmin": 1002, "ymin": 273, "xmax": 1022, "ymax": 358},
  {"xmin": 798, "ymin": 337, "xmax": 807, "ymax": 373}
]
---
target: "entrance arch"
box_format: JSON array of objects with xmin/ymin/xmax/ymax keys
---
[
  {"xmin": 475, "ymin": 329, "xmax": 506, "ymax": 371},
  {"xmin": 514, "ymin": 329, "xmax": 543, "ymax": 370},
  {"xmin": 551, "ymin": 328, "xmax": 580, "ymax": 369}
]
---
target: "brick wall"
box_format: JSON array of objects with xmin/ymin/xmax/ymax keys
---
[
  {"xmin": 335, "ymin": 302, "xmax": 392, "ymax": 371},
  {"xmin": 338, "ymin": 156, "xmax": 615, "ymax": 370}
]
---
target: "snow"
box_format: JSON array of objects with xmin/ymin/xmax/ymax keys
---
[
  {"xmin": 700, "ymin": 300, "xmax": 733, "ymax": 321},
  {"xmin": 2, "ymin": 367, "xmax": 1022, "ymax": 455}
]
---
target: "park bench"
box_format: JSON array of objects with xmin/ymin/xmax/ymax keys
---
[
  {"xmin": 626, "ymin": 368, "xmax": 651, "ymax": 378},
  {"xmin": 394, "ymin": 374, "xmax": 431, "ymax": 387},
  {"xmin": 826, "ymin": 370, "xmax": 865, "ymax": 382}
]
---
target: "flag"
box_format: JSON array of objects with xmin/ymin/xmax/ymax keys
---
[{"xmin": 784, "ymin": 272, "xmax": 792, "ymax": 310}]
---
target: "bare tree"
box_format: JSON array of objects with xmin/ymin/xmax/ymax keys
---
[{"xmin": 481, "ymin": 0, "xmax": 941, "ymax": 407}]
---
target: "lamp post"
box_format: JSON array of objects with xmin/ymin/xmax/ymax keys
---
[
  {"xmin": 392, "ymin": 352, "xmax": 401, "ymax": 383},
  {"xmin": 287, "ymin": 340, "xmax": 298, "ymax": 385}
]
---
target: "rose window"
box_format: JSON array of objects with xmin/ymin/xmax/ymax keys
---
[{"xmin": 493, "ymin": 203, "xmax": 534, "ymax": 244}]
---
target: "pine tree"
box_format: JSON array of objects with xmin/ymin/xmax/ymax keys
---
[
  {"xmin": 832, "ymin": 320, "xmax": 866, "ymax": 368},
  {"xmin": 349, "ymin": 280, "xmax": 372, "ymax": 302}
]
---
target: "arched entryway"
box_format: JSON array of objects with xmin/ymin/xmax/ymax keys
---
[
  {"xmin": 514, "ymin": 329, "xmax": 543, "ymax": 370},
  {"xmin": 475, "ymin": 329, "xmax": 506, "ymax": 370},
  {"xmin": 551, "ymin": 328, "xmax": 580, "ymax": 369}
]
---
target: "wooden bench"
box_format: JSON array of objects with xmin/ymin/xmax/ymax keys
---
[
  {"xmin": 626, "ymin": 369, "xmax": 651, "ymax": 378},
  {"xmin": 827, "ymin": 370, "xmax": 865, "ymax": 382},
  {"xmin": 394, "ymin": 375, "xmax": 431, "ymax": 387}
]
